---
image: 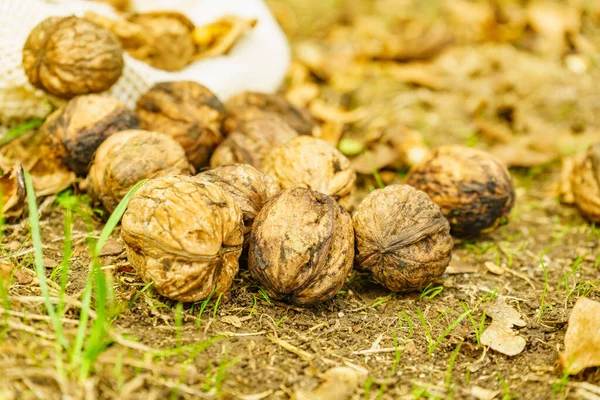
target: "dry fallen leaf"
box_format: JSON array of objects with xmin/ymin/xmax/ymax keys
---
[
  {"xmin": 484, "ymin": 261, "xmax": 505, "ymax": 276},
  {"xmin": 0, "ymin": 166, "xmax": 26, "ymax": 219},
  {"xmin": 221, "ymin": 315, "xmax": 242, "ymax": 328},
  {"xmin": 295, "ymin": 367, "xmax": 365, "ymax": 400},
  {"xmin": 0, "ymin": 131, "xmax": 75, "ymax": 197},
  {"xmin": 0, "ymin": 262, "xmax": 12, "ymax": 285},
  {"xmin": 470, "ymin": 386, "xmax": 501, "ymax": 400},
  {"xmin": 481, "ymin": 296, "xmax": 527, "ymax": 356},
  {"xmin": 193, "ymin": 16, "xmax": 257, "ymax": 59},
  {"xmin": 560, "ymin": 297, "xmax": 600, "ymax": 375}
]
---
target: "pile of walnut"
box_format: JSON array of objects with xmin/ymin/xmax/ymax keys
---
[{"xmin": 11, "ymin": 14, "xmax": 600, "ymax": 307}]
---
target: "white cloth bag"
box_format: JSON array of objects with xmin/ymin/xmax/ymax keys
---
[{"xmin": 0, "ymin": 0, "xmax": 290, "ymax": 127}]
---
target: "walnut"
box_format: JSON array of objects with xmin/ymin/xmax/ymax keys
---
[
  {"xmin": 405, "ymin": 145, "xmax": 515, "ymax": 237},
  {"xmin": 248, "ymin": 188, "xmax": 354, "ymax": 306},
  {"xmin": 197, "ymin": 164, "xmax": 280, "ymax": 242},
  {"xmin": 23, "ymin": 16, "xmax": 124, "ymax": 98},
  {"xmin": 353, "ymin": 185, "xmax": 453, "ymax": 292},
  {"xmin": 210, "ymin": 113, "xmax": 297, "ymax": 170},
  {"xmin": 571, "ymin": 143, "xmax": 600, "ymax": 222},
  {"xmin": 263, "ymin": 136, "xmax": 356, "ymax": 209},
  {"xmin": 137, "ymin": 81, "xmax": 225, "ymax": 169},
  {"xmin": 41, "ymin": 95, "xmax": 139, "ymax": 176},
  {"xmin": 0, "ymin": 166, "xmax": 26, "ymax": 220},
  {"xmin": 121, "ymin": 175, "xmax": 244, "ymax": 302},
  {"xmin": 88, "ymin": 130, "xmax": 193, "ymax": 213},
  {"xmin": 127, "ymin": 12, "xmax": 195, "ymax": 71},
  {"xmin": 225, "ymin": 92, "xmax": 316, "ymax": 135}
]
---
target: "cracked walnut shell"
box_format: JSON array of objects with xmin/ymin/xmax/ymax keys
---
[
  {"xmin": 137, "ymin": 81, "xmax": 225, "ymax": 169},
  {"xmin": 41, "ymin": 95, "xmax": 139, "ymax": 176},
  {"xmin": 249, "ymin": 188, "xmax": 354, "ymax": 306},
  {"xmin": 405, "ymin": 145, "xmax": 515, "ymax": 237},
  {"xmin": 353, "ymin": 185, "xmax": 453, "ymax": 292},
  {"xmin": 571, "ymin": 142, "xmax": 600, "ymax": 222},
  {"xmin": 197, "ymin": 164, "xmax": 280, "ymax": 241},
  {"xmin": 121, "ymin": 175, "xmax": 244, "ymax": 302},
  {"xmin": 263, "ymin": 136, "xmax": 356, "ymax": 209},
  {"xmin": 23, "ymin": 16, "xmax": 124, "ymax": 98},
  {"xmin": 210, "ymin": 113, "xmax": 298, "ymax": 170},
  {"xmin": 87, "ymin": 130, "xmax": 193, "ymax": 213}
]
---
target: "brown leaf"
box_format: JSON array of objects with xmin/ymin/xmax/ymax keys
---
[
  {"xmin": 0, "ymin": 166, "xmax": 26, "ymax": 219},
  {"xmin": 481, "ymin": 297, "xmax": 526, "ymax": 356},
  {"xmin": 295, "ymin": 367, "xmax": 365, "ymax": 400},
  {"xmin": 193, "ymin": 16, "xmax": 258, "ymax": 59},
  {"xmin": 221, "ymin": 315, "xmax": 242, "ymax": 328},
  {"xmin": 560, "ymin": 297, "xmax": 600, "ymax": 375},
  {"xmin": 99, "ymin": 240, "xmax": 124, "ymax": 257},
  {"xmin": 484, "ymin": 261, "xmax": 505, "ymax": 276}
]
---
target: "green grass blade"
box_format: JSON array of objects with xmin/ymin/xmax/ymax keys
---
[
  {"xmin": 0, "ymin": 119, "xmax": 44, "ymax": 147},
  {"xmin": 24, "ymin": 171, "xmax": 69, "ymax": 349}
]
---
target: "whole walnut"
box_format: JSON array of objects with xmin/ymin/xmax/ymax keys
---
[
  {"xmin": 23, "ymin": 16, "xmax": 124, "ymax": 98},
  {"xmin": 88, "ymin": 130, "xmax": 193, "ymax": 213},
  {"xmin": 353, "ymin": 185, "xmax": 453, "ymax": 292},
  {"xmin": 127, "ymin": 12, "xmax": 196, "ymax": 71},
  {"xmin": 137, "ymin": 81, "xmax": 225, "ymax": 169},
  {"xmin": 210, "ymin": 113, "xmax": 297, "ymax": 170},
  {"xmin": 248, "ymin": 188, "xmax": 354, "ymax": 306},
  {"xmin": 571, "ymin": 143, "xmax": 600, "ymax": 222},
  {"xmin": 405, "ymin": 145, "xmax": 515, "ymax": 237},
  {"xmin": 225, "ymin": 92, "xmax": 316, "ymax": 135},
  {"xmin": 41, "ymin": 94, "xmax": 139, "ymax": 176},
  {"xmin": 197, "ymin": 164, "xmax": 280, "ymax": 241},
  {"xmin": 263, "ymin": 136, "xmax": 357, "ymax": 209},
  {"xmin": 121, "ymin": 175, "xmax": 244, "ymax": 302}
]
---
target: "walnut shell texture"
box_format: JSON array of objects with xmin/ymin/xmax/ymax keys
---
[
  {"xmin": 88, "ymin": 130, "xmax": 193, "ymax": 213},
  {"xmin": 23, "ymin": 16, "xmax": 124, "ymax": 98},
  {"xmin": 127, "ymin": 12, "xmax": 196, "ymax": 71},
  {"xmin": 41, "ymin": 94, "xmax": 139, "ymax": 176},
  {"xmin": 137, "ymin": 81, "xmax": 225, "ymax": 169},
  {"xmin": 405, "ymin": 145, "xmax": 515, "ymax": 237},
  {"xmin": 226, "ymin": 92, "xmax": 316, "ymax": 135},
  {"xmin": 263, "ymin": 136, "xmax": 356, "ymax": 209},
  {"xmin": 210, "ymin": 113, "xmax": 298, "ymax": 170},
  {"xmin": 571, "ymin": 142, "xmax": 600, "ymax": 222},
  {"xmin": 353, "ymin": 184, "xmax": 453, "ymax": 292},
  {"xmin": 121, "ymin": 175, "xmax": 244, "ymax": 302},
  {"xmin": 197, "ymin": 164, "xmax": 280, "ymax": 239},
  {"xmin": 249, "ymin": 188, "xmax": 354, "ymax": 306}
]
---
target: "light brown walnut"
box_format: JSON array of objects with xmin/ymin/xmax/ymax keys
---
[
  {"xmin": 121, "ymin": 175, "xmax": 244, "ymax": 302},
  {"xmin": 88, "ymin": 130, "xmax": 193, "ymax": 213},
  {"xmin": 23, "ymin": 16, "xmax": 124, "ymax": 98}
]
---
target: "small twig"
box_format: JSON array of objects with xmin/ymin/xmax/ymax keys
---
[
  {"xmin": 3, "ymin": 319, "xmax": 56, "ymax": 340},
  {"xmin": 351, "ymin": 347, "xmax": 405, "ymax": 355},
  {"xmin": 216, "ymin": 331, "xmax": 266, "ymax": 337},
  {"xmin": 0, "ymin": 307, "xmax": 80, "ymax": 325},
  {"xmin": 267, "ymin": 335, "xmax": 314, "ymax": 362}
]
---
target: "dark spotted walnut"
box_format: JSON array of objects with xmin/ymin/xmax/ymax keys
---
[
  {"xmin": 197, "ymin": 164, "xmax": 280, "ymax": 243},
  {"xmin": 263, "ymin": 136, "xmax": 356, "ymax": 210},
  {"xmin": 41, "ymin": 95, "xmax": 139, "ymax": 176},
  {"xmin": 137, "ymin": 81, "xmax": 225, "ymax": 169},
  {"xmin": 210, "ymin": 113, "xmax": 297, "ymax": 170},
  {"xmin": 126, "ymin": 12, "xmax": 196, "ymax": 71},
  {"xmin": 87, "ymin": 130, "xmax": 193, "ymax": 213},
  {"xmin": 23, "ymin": 16, "xmax": 124, "ymax": 98},
  {"xmin": 248, "ymin": 188, "xmax": 354, "ymax": 306},
  {"xmin": 353, "ymin": 184, "xmax": 453, "ymax": 292},
  {"xmin": 571, "ymin": 142, "xmax": 600, "ymax": 222},
  {"xmin": 405, "ymin": 145, "xmax": 515, "ymax": 237},
  {"xmin": 225, "ymin": 91, "xmax": 316, "ymax": 135},
  {"xmin": 121, "ymin": 175, "xmax": 244, "ymax": 302}
]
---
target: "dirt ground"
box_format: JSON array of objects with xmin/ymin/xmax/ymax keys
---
[{"xmin": 1, "ymin": 0, "xmax": 600, "ymax": 399}]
